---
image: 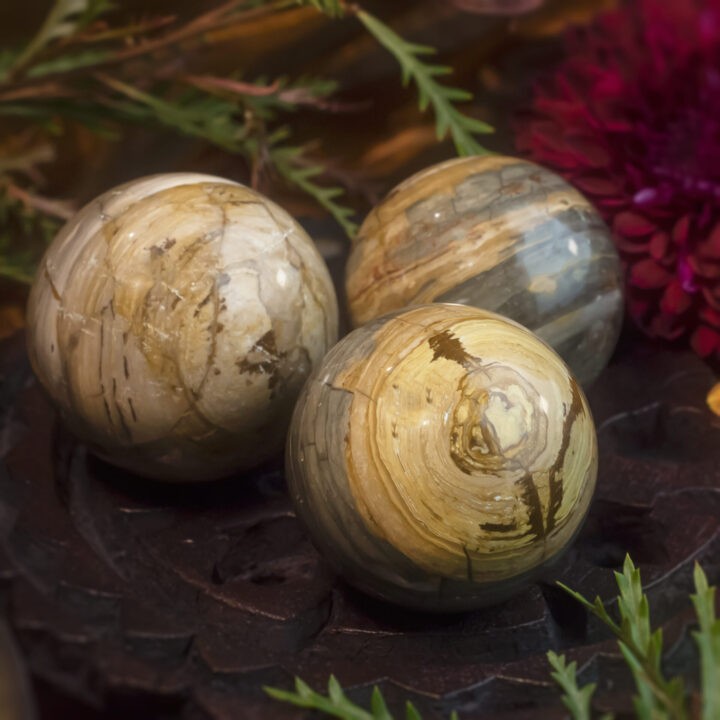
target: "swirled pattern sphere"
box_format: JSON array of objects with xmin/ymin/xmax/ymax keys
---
[
  {"xmin": 345, "ymin": 155, "xmax": 624, "ymax": 386},
  {"xmin": 27, "ymin": 173, "xmax": 338, "ymax": 481},
  {"xmin": 286, "ymin": 303, "xmax": 597, "ymax": 611}
]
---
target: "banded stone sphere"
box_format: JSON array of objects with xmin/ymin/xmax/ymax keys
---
[
  {"xmin": 346, "ymin": 155, "xmax": 624, "ymax": 386},
  {"xmin": 27, "ymin": 173, "xmax": 338, "ymax": 481},
  {"xmin": 287, "ymin": 303, "xmax": 598, "ymax": 612}
]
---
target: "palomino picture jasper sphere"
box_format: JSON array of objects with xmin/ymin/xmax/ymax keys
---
[
  {"xmin": 346, "ymin": 155, "xmax": 624, "ymax": 386},
  {"xmin": 287, "ymin": 303, "xmax": 597, "ymax": 611},
  {"xmin": 27, "ymin": 173, "xmax": 338, "ymax": 481}
]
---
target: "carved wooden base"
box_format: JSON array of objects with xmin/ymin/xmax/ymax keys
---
[{"xmin": 1, "ymin": 329, "xmax": 719, "ymax": 719}]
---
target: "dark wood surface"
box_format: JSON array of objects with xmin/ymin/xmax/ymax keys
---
[
  {"xmin": 0, "ymin": 4, "xmax": 715, "ymax": 716},
  {"xmin": 1, "ymin": 322, "xmax": 720, "ymax": 719}
]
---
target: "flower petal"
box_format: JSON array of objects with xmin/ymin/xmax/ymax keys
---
[
  {"xmin": 629, "ymin": 258, "xmax": 672, "ymax": 288},
  {"xmin": 698, "ymin": 222, "xmax": 720, "ymax": 259},
  {"xmin": 660, "ymin": 279, "xmax": 692, "ymax": 315},
  {"xmin": 649, "ymin": 232, "xmax": 670, "ymax": 261},
  {"xmin": 573, "ymin": 175, "xmax": 625, "ymax": 196},
  {"xmin": 673, "ymin": 215, "xmax": 692, "ymax": 246},
  {"xmin": 691, "ymin": 325, "xmax": 720, "ymax": 357},
  {"xmin": 614, "ymin": 212, "xmax": 657, "ymax": 237},
  {"xmin": 699, "ymin": 305, "xmax": 720, "ymax": 327}
]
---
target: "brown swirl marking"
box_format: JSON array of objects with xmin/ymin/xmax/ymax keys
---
[
  {"xmin": 346, "ymin": 155, "xmax": 624, "ymax": 386},
  {"xmin": 450, "ymin": 363, "xmax": 547, "ymax": 476},
  {"xmin": 546, "ymin": 378, "xmax": 583, "ymax": 533},
  {"xmin": 26, "ymin": 174, "xmax": 338, "ymax": 481},
  {"xmin": 286, "ymin": 304, "xmax": 598, "ymax": 609},
  {"xmin": 518, "ymin": 472, "xmax": 545, "ymax": 540},
  {"xmin": 446, "ymin": 353, "xmax": 553, "ymax": 541},
  {"xmin": 480, "ymin": 520, "xmax": 518, "ymax": 533},
  {"xmin": 428, "ymin": 330, "xmax": 475, "ymax": 369}
]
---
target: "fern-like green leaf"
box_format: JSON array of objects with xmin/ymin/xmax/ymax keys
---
[
  {"xmin": 405, "ymin": 702, "xmax": 422, "ymax": 720},
  {"xmin": 356, "ymin": 10, "xmax": 492, "ymax": 156},
  {"xmin": 691, "ymin": 563, "xmax": 720, "ymax": 720},
  {"xmin": 265, "ymin": 676, "xmax": 381, "ymax": 719},
  {"xmin": 547, "ymin": 651, "xmax": 596, "ymax": 720},
  {"xmin": 97, "ymin": 76, "xmax": 246, "ymax": 151},
  {"xmin": 265, "ymin": 675, "xmax": 463, "ymax": 719},
  {"xmin": 271, "ymin": 144, "xmax": 358, "ymax": 237},
  {"xmin": 556, "ymin": 582, "xmax": 622, "ymax": 635},
  {"xmin": 26, "ymin": 49, "xmax": 111, "ymax": 78},
  {"xmin": 10, "ymin": 0, "xmax": 114, "ymax": 76},
  {"xmin": 558, "ymin": 556, "xmax": 688, "ymax": 720},
  {"xmin": 0, "ymin": 51, "xmax": 19, "ymax": 81},
  {"xmin": 614, "ymin": 557, "xmax": 664, "ymax": 718},
  {"xmin": 370, "ymin": 687, "xmax": 392, "ymax": 720}
]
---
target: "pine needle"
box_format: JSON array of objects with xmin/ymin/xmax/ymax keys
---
[
  {"xmin": 690, "ymin": 563, "xmax": 720, "ymax": 720},
  {"xmin": 265, "ymin": 675, "xmax": 456, "ymax": 719},
  {"xmin": 356, "ymin": 10, "xmax": 493, "ymax": 157},
  {"xmin": 271, "ymin": 144, "xmax": 358, "ymax": 237},
  {"xmin": 9, "ymin": 0, "xmax": 113, "ymax": 77},
  {"xmin": 264, "ymin": 675, "xmax": 380, "ymax": 719},
  {"xmin": 547, "ymin": 651, "xmax": 597, "ymax": 720},
  {"xmin": 556, "ymin": 555, "xmax": 688, "ymax": 720}
]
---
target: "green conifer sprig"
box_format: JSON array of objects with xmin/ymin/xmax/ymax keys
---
[
  {"xmin": 355, "ymin": 11, "xmax": 493, "ymax": 157},
  {"xmin": 551, "ymin": 557, "xmax": 720, "ymax": 720},
  {"xmin": 0, "ymin": 0, "xmax": 493, "ymax": 285},
  {"xmin": 272, "ymin": 144, "xmax": 359, "ymax": 237},
  {"xmin": 267, "ymin": 557, "xmax": 720, "ymax": 720},
  {"xmin": 690, "ymin": 564, "xmax": 720, "ymax": 720},
  {"xmin": 299, "ymin": 0, "xmax": 493, "ymax": 156},
  {"xmin": 547, "ymin": 652, "xmax": 607, "ymax": 720},
  {"xmin": 265, "ymin": 675, "xmax": 459, "ymax": 720}
]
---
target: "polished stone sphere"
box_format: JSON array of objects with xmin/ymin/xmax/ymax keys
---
[
  {"xmin": 346, "ymin": 155, "xmax": 624, "ymax": 386},
  {"xmin": 27, "ymin": 174, "xmax": 338, "ymax": 481},
  {"xmin": 286, "ymin": 303, "xmax": 598, "ymax": 611}
]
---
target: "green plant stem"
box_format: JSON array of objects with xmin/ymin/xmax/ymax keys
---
[
  {"xmin": 0, "ymin": 0, "xmax": 291, "ymax": 97},
  {"xmin": 558, "ymin": 556, "xmax": 688, "ymax": 720},
  {"xmin": 354, "ymin": 9, "xmax": 492, "ymax": 156},
  {"xmin": 561, "ymin": 594, "xmax": 686, "ymax": 719}
]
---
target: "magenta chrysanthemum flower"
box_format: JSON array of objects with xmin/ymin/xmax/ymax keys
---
[{"xmin": 516, "ymin": 0, "xmax": 720, "ymax": 357}]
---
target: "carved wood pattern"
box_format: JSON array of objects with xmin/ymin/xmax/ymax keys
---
[{"xmin": 1, "ymin": 328, "xmax": 720, "ymax": 719}]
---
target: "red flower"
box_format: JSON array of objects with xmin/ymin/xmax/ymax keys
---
[{"xmin": 516, "ymin": 0, "xmax": 720, "ymax": 358}]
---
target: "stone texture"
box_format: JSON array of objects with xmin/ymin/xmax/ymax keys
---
[
  {"xmin": 287, "ymin": 304, "xmax": 597, "ymax": 611},
  {"xmin": 26, "ymin": 174, "xmax": 338, "ymax": 481},
  {"xmin": 1, "ymin": 329, "xmax": 720, "ymax": 718},
  {"xmin": 346, "ymin": 156, "xmax": 624, "ymax": 386}
]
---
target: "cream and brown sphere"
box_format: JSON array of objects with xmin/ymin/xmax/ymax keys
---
[
  {"xmin": 346, "ymin": 155, "xmax": 624, "ymax": 386},
  {"xmin": 286, "ymin": 303, "xmax": 597, "ymax": 611},
  {"xmin": 27, "ymin": 173, "xmax": 338, "ymax": 481}
]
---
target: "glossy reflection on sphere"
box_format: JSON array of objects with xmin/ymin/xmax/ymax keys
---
[
  {"xmin": 286, "ymin": 303, "xmax": 598, "ymax": 611},
  {"xmin": 27, "ymin": 173, "xmax": 338, "ymax": 481},
  {"xmin": 346, "ymin": 155, "xmax": 624, "ymax": 386}
]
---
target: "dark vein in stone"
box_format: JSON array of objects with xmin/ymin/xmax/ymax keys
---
[
  {"xmin": 545, "ymin": 379, "xmax": 584, "ymax": 533},
  {"xmin": 428, "ymin": 330, "xmax": 476, "ymax": 369}
]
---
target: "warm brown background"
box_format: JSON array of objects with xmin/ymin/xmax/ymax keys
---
[
  {"xmin": 0, "ymin": 0, "xmax": 616, "ymax": 338},
  {"xmin": 0, "ymin": 3, "xmax": 631, "ymax": 719},
  {"xmin": 0, "ymin": 0, "xmax": 616, "ymax": 228}
]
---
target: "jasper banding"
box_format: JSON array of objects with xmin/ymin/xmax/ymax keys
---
[
  {"xmin": 28, "ymin": 174, "xmax": 338, "ymax": 480},
  {"xmin": 346, "ymin": 155, "xmax": 624, "ymax": 386},
  {"xmin": 286, "ymin": 304, "xmax": 597, "ymax": 611}
]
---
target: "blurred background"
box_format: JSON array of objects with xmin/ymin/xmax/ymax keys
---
[
  {"xmin": 0, "ymin": 0, "xmax": 615, "ymax": 336},
  {"xmin": 0, "ymin": 2, "xmax": 616, "ymax": 718}
]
